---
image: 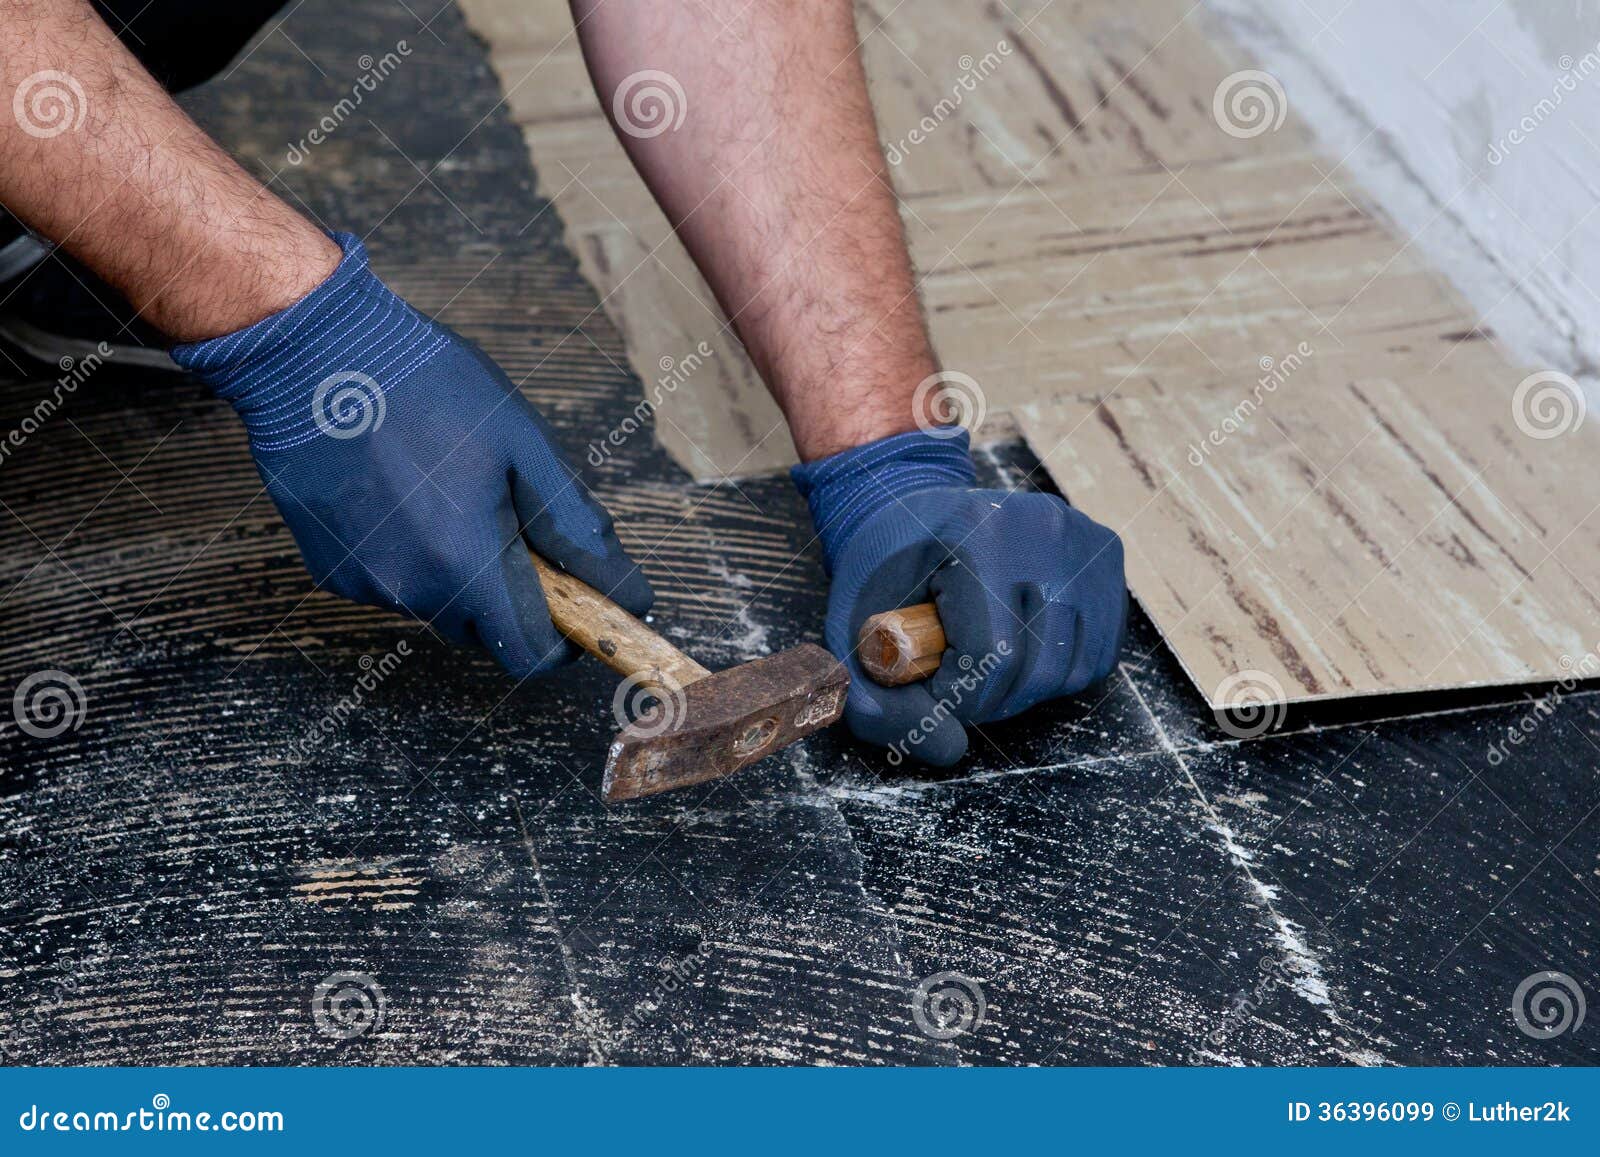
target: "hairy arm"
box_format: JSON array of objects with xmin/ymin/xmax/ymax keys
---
[
  {"xmin": 570, "ymin": 0, "xmax": 934, "ymax": 460},
  {"xmin": 0, "ymin": 2, "xmax": 652, "ymax": 681},
  {"xmin": 0, "ymin": 0, "xmax": 337, "ymax": 340}
]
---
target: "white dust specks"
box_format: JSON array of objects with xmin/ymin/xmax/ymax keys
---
[
  {"xmin": 1204, "ymin": 820, "xmax": 1257, "ymax": 866},
  {"xmin": 705, "ymin": 557, "xmax": 771, "ymax": 658},
  {"xmin": 1204, "ymin": 816, "xmax": 1330, "ymax": 1009}
]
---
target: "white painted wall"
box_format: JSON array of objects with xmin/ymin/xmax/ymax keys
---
[{"xmin": 1207, "ymin": 0, "xmax": 1600, "ymax": 385}]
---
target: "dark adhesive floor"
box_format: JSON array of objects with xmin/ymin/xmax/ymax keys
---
[{"xmin": 0, "ymin": 1, "xmax": 1596, "ymax": 1066}]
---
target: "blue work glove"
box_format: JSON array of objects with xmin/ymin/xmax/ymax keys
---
[
  {"xmin": 792, "ymin": 428, "xmax": 1127, "ymax": 766},
  {"xmin": 172, "ymin": 231, "xmax": 652, "ymax": 677}
]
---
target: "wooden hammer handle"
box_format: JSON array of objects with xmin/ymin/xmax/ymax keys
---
[
  {"xmin": 857, "ymin": 603, "xmax": 946, "ymax": 686},
  {"xmin": 529, "ymin": 551, "xmax": 711, "ymax": 692}
]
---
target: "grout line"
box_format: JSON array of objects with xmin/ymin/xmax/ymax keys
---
[
  {"xmin": 511, "ymin": 797, "xmax": 610, "ymax": 1065},
  {"xmin": 827, "ymin": 677, "xmax": 1600, "ymax": 798},
  {"xmin": 1118, "ymin": 664, "xmax": 1347, "ymax": 1028}
]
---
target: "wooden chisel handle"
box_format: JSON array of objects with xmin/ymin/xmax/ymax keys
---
[
  {"xmin": 529, "ymin": 550, "xmax": 711, "ymax": 693},
  {"xmin": 857, "ymin": 603, "xmax": 946, "ymax": 686}
]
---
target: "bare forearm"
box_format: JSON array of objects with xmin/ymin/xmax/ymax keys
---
[
  {"xmin": 571, "ymin": 0, "xmax": 934, "ymax": 460},
  {"xmin": 0, "ymin": 0, "xmax": 337, "ymax": 340}
]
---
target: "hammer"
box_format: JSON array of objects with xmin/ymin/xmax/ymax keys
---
[{"xmin": 531, "ymin": 551, "xmax": 850, "ymax": 801}]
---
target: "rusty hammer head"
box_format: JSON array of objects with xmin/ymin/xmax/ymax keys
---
[{"xmin": 601, "ymin": 644, "xmax": 849, "ymax": 802}]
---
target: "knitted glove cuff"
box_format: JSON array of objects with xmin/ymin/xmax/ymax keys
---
[
  {"xmin": 790, "ymin": 427, "xmax": 977, "ymax": 574},
  {"xmin": 170, "ymin": 231, "xmax": 446, "ymax": 453}
]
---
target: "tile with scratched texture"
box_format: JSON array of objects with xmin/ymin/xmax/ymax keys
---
[
  {"xmin": 0, "ymin": 650, "xmax": 592, "ymax": 1064},
  {"xmin": 1019, "ymin": 354, "xmax": 1600, "ymax": 708},
  {"xmin": 822, "ymin": 745, "xmax": 1385, "ymax": 1064},
  {"xmin": 1172, "ymin": 704, "xmax": 1600, "ymax": 1066}
]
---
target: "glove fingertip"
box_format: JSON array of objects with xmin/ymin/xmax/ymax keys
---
[
  {"xmin": 512, "ymin": 473, "xmax": 654, "ymax": 617},
  {"xmin": 480, "ymin": 538, "xmax": 583, "ymax": 679},
  {"xmin": 606, "ymin": 564, "xmax": 656, "ymax": 619},
  {"xmin": 912, "ymin": 714, "xmax": 969, "ymax": 767},
  {"xmin": 486, "ymin": 579, "xmax": 577, "ymax": 672},
  {"xmin": 535, "ymin": 543, "xmax": 655, "ymax": 619},
  {"xmin": 843, "ymin": 680, "xmax": 970, "ymax": 768}
]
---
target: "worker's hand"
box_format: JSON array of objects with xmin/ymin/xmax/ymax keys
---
[
  {"xmin": 792, "ymin": 429, "xmax": 1127, "ymax": 766},
  {"xmin": 172, "ymin": 231, "xmax": 652, "ymax": 678}
]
